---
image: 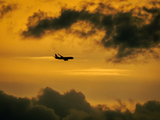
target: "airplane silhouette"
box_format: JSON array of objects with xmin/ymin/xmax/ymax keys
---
[{"xmin": 54, "ymin": 53, "xmax": 74, "ymax": 61}]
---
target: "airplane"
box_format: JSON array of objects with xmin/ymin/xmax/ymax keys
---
[{"xmin": 54, "ymin": 53, "xmax": 74, "ymax": 61}]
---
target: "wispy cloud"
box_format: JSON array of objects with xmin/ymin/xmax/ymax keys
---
[
  {"xmin": 59, "ymin": 68, "xmax": 131, "ymax": 76},
  {"xmin": 14, "ymin": 56, "xmax": 55, "ymax": 60},
  {"xmin": 0, "ymin": 0, "xmax": 5, "ymax": 4},
  {"xmin": 14, "ymin": 56, "xmax": 89, "ymax": 61},
  {"xmin": 0, "ymin": 4, "xmax": 17, "ymax": 19}
]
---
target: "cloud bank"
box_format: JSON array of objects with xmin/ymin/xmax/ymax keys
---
[
  {"xmin": 21, "ymin": 1, "xmax": 160, "ymax": 63},
  {"xmin": 1, "ymin": 87, "xmax": 160, "ymax": 120}
]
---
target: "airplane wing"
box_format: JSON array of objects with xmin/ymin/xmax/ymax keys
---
[
  {"xmin": 58, "ymin": 53, "xmax": 63, "ymax": 57},
  {"xmin": 63, "ymin": 58, "xmax": 68, "ymax": 61}
]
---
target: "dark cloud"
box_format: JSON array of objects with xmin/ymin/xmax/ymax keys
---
[
  {"xmin": 151, "ymin": 0, "xmax": 160, "ymax": 6},
  {"xmin": 32, "ymin": 87, "xmax": 93, "ymax": 118},
  {"xmin": 128, "ymin": 98, "xmax": 134, "ymax": 104},
  {"xmin": 104, "ymin": 109, "xmax": 134, "ymax": 120},
  {"xmin": 27, "ymin": 105, "xmax": 58, "ymax": 120},
  {"xmin": 134, "ymin": 101, "xmax": 160, "ymax": 120},
  {"xmin": 0, "ymin": 0, "xmax": 5, "ymax": 4},
  {"xmin": 0, "ymin": 90, "xmax": 32, "ymax": 120},
  {"xmin": 1, "ymin": 87, "xmax": 160, "ymax": 120},
  {"xmin": 0, "ymin": 4, "xmax": 17, "ymax": 19},
  {"xmin": 21, "ymin": 1, "xmax": 160, "ymax": 63},
  {"xmin": 115, "ymin": 99, "xmax": 127, "ymax": 110},
  {"xmin": 21, "ymin": 8, "xmax": 101, "ymax": 38}
]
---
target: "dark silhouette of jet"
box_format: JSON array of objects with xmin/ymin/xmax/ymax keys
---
[{"xmin": 54, "ymin": 53, "xmax": 74, "ymax": 61}]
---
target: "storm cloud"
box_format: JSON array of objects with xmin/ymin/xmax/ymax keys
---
[
  {"xmin": 1, "ymin": 87, "xmax": 160, "ymax": 120},
  {"xmin": 21, "ymin": 1, "xmax": 160, "ymax": 63}
]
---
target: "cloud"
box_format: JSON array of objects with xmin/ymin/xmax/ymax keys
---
[
  {"xmin": 115, "ymin": 99, "xmax": 127, "ymax": 110},
  {"xmin": 27, "ymin": 105, "xmax": 58, "ymax": 120},
  {"xmin": 59, "ymin": 68, "xmax": 131, "ymax": 76},
  {"xmin": 0, "ymin": 90, "xmax": 31, "ymax": 120},
  {"xmin": 21, "ymin": 9, "xmax": 97, "ymax": 38},
  {"xmin": 62, "ymin": 109, "xmax": 89, "ymax": 120},
  {"xmin": 32, "ymin": 87, "xmax": 93, "ymax": 118},
  {"xmin": 0, "ymin": 90, "xmax": 58, "ymax": 120},
  {"xmin": 0, "ymin": 0, "xmax": 5, "ymax": 4},
  {"xmin": 1, "ymin": 87, "xmax": 160, "ymax": 120},
  {"xmin": 134, "ymin": 100, "xmax": 160, "ymax": 120},
  {"xmin": 0, "ymin": 4, "xmax": 17, "ymax": 19},
  {"xmin": 21, "ymin": 1, "xmax": 160, "ymax": 63},
  {"xmin": 15, "ymin": 56, "xmax": 56, "ymax": 60}
]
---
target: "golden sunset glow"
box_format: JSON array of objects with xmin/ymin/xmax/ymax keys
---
[{"xmin": 1, "ymin": 0, "xmax": 160, "ymax": 119}]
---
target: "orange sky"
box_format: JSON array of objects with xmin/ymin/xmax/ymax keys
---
[{"xmin": 0, "ymin": 0, "xmax": 160, "ymax": 107}]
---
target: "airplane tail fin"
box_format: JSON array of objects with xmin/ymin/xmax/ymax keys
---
[{"xmin": 55, "ymin": 54, "xmax": 58, "ymax": 58}]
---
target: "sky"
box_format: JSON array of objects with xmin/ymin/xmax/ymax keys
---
[{"xmin": 0, "ymin": 0, "xmax": 160, "ymax": 119}]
